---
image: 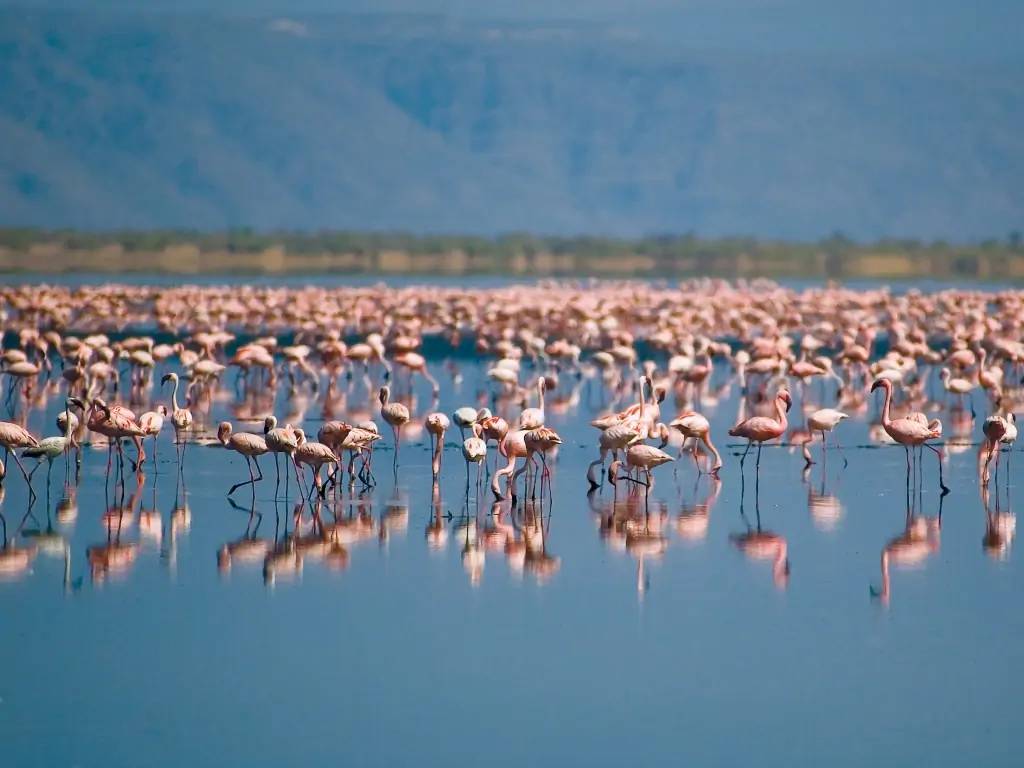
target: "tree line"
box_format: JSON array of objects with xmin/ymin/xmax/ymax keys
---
[{"xmin": 0, "ymin": 228, "xmax": 1021, "ymax": 279}]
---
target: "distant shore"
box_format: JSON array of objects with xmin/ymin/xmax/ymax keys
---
[{"xmin": 1, "ymin": 229, "xmax": 1022, "ymax": 281}]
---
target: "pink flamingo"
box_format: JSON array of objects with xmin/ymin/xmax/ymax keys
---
[
  {"xmin": 138, "ymin": 405, "xmax": 166, "ymax": 467},
  {"xmin": 871, "ymin": 378, "xmax": 947, "ymax": 492},
  {"xmin": 293, "ymin": 428, "xmax": 338, "ymax": 500},
  {"xmin": 669, "ymin": 410, "xmax": 722, "ymax": 476},
  {"xmin": 87, "ymin": 398, "xmax": 147, "ymax": 472},
  {"xmin": 217, "ymin": 421, "xmax": 269, "ymax": 498},
  {"xmin": 491, "ymin": 428, "xmax": 529, "ymax": 499},
  {"xmin": 0, "ymin": 420, "xmax": 39, "ymax": 499},
  {"xmin": 728, "ymin": 389, "xmax": 792, "ymax": 472}
]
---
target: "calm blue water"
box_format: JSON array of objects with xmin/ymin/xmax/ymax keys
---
[{"xmin": 0, "ymin": 290, "xmax": 1020, "ymax": 766}]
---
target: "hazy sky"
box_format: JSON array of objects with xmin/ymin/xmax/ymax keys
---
[{"xmin": 7, "ymin": 0, "xmax": 1021, "ymax": 57}]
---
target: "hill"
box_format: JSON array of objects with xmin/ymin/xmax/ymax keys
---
[{"xmin": 1, "ymin": 9, "xmax": 1022, "ymax": 239}]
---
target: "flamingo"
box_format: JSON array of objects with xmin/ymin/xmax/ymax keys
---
[
  {"xmin": 999, "ymin": 413, "xmax": 1017, "ymax": 483},
  {"xmin": 478, "ymin": 408, "xmax": 509, "ymax": 469},
  {"xmin": 23, "ymin": 398, "xmax": 77, "ymax": 491},
  {"xmin": 461, "ymin": 424, "xmax": 487, "ymax": 493},
  {"xmin": 940, "ymin": 367, "xmax": 976, "ymax": 417},
  {"xmin": 668, "ymin": 410, "xmax": 722, "ymax": 476},
  {"xmin": 340, "ymin": 426, "xmax": 381, "ymax": 486},
  {"xmin": 55, "ymin": 402, "xmax": 81, "ymax": 461},
  {"xmin": 524, "ymin": 426, "xmax": 562, "ymax": 495},
  {"xmin": 264, "ymin": 415, "xmax": 302, "ymax": 497},
  {"xmin": 612, "ymin": 444, "xmax": 675, "ymax": 490},
  {"xmin": 981, "ymin": 414, "xmax": 1011, "ymax": 485},
  {"xmin": 586, "ymin": 422, "xmax": 643, "ymax": 488},
  {"xmin": 379, "ymin": 385, "xmax": 410, "ymax": 469},
  {"xmin": 804, "ymin": 408, "xmax": 849, "ymax": 467},
  {"xmin": 425, "ymin": 412, "xmax": 450, "ymax": 478},
  {"xmin": 88, "ymin": 398, "xmax": 147, "ymax": 472},
  {"xmin": 217, "ymin": 421, "xmax": 269, "ymax": 498},
  {"xmin": 491, "ymin": 428, "xmax": 529, "ymax": 499},
  {"xmin": 728, "ymin": 389, "xmax": 792, "ymax": 472},
  {"xmin": 518, "ymin": 377, "xmax": 546, "ymax": 430},
  {"xmin": 293, "ymin": 428, "xmax": 338, "ymax": 499},
  {"xmin": 871, "ymin": 378, "xmax": 947, "ymax": 492},
  {"xmin": 452, "ymin": 406, "xmax": 479, "ymax": 441},
  {"xmin": 161, "ymin": 372, "xmax": 193, "ymax": 466},
  {"xmin": 138, "ymin": 405, "xmax": 166, "ymax": 467}
]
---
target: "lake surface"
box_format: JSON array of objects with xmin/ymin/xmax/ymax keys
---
[{"xmin": 0, "ymin": 284, "xmax": 1021, "ymax": 767}]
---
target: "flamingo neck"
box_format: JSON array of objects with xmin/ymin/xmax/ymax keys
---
[
  {"xmin": 880, "ymin": 382, "xmax": 893, "ymax": 427},
  {"xmin": 431, "ymin": 431, "xmax": 443, "ymax": 475},
  {"xmin": 775, "ymin": 397, "xmax": 789, "ymax": 432},
  {"xmin": 171, "ymin": 377, "xmax": 181, "ymax": 412},
  {"xmin": 704, "ymin": 434, "xmax": 723, "ymax": 469}
]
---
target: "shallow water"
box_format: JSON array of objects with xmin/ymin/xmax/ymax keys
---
[{"xmin": 0, "ymin": 338, "xmax": 1021, "ymax": 767}]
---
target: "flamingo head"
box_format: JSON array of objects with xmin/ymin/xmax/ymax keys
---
[
  {"xmin": 67, "ymin": 396, "xmax": 85, "ymax": 411},
  {"xmin": 160, "ymin": 372, "xmax": 176, "ymax": 385},
  {"xmin": 263, "ymin": 415, "xmax": 277, "ymax": 434},
  {"xmin": 607, "ymin": 459, "xmax": 622, "ymax": 486},
  {"xmin": 869, "ymin": 378, "xmax": 890, "ymax": 393},
  {"xmin": 216, "ymin": 421, "xmax": 232, "ymax": 444},
  {"xmin": 778, "ymin": 389, "xmax": 792, "ymax": 412}
]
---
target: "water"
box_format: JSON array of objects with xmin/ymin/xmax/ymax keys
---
[{"xmin": 0, "ymin": 301, "xmax": 1021, "ymax": 767}]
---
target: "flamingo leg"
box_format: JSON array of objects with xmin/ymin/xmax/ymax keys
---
[
  {"xmin": 11, "ymin": 450, "xmax": 36, "ymax": 502},
  {"xmin": 925, "ymin": 443, "xmax": 949, "ymax": 494},
  {"xmin": 132, "ymin": 436, "xmax": 144, "ymax": 472},
  {"xmin": 835, "ymin": 432, "xmax": 848, "ymax": 468},
  {"xmin": 740, "ymin": 440, "xmax": 752, "ymax": 469},
  {"xmin": 228, "ymin": 455, "xmax": 256, "ymax": 496},
  {"xmin": 392, "ymin": 425, "xmax": 401, "ymax": 471},
  {"xmin": 586, "ymin": 447, "xmax": 608, "ymax": 490},
  {"xmin": 984, "ymin": 442, "xmax": 996, "ymax": 485}
]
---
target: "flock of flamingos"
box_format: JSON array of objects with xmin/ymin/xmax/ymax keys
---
[{"xmin": 0, "ymin": 279, "xmax": 1019, "ymax": 597}]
